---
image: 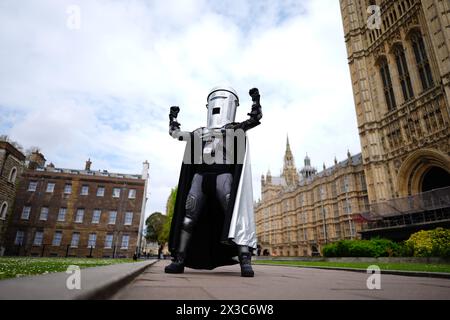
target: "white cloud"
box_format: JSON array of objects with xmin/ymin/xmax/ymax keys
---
[{"xmin": 0, "ymin": 0, "xmax": 360, "ymax": 217}]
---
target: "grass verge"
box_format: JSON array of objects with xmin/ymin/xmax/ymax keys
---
[
  {"xmin": 254, "ymin": 260, "xmax": 450, "ymax": 273},
  {"xmin": 0, "ymin": 257, "xmax": 135, "ymax": 280}
]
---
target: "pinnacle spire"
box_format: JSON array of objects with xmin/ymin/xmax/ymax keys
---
[{"xmin": 286, "ymin": 134, "xmax": 291, "ymax": 152}]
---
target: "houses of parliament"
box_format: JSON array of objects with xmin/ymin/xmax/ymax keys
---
[{"xmin": 255, "ymin": 0, "xmax": 450, "ymax": 256}]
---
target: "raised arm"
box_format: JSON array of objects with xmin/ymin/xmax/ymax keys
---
[
  {"xmin": 230, "ymin": 88, "xmax": 263, "ymax": 131},
  {"xmin": 169, "ymin": 106, "xmax": 190, "ymax": 140}
]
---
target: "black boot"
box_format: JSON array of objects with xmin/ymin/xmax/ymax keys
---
[
  {"xmin": 239, "ymin": 252, "xmax": 255, "ymax": 277},
  {"xmin": 164, "ymin": 252, "xmax": 185, "ymax": 274}
]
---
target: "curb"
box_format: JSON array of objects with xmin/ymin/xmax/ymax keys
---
[
  {"xmin": 254, "ymin": 263, "xmax": 450, "ymax": 279},
  {"xmin": 0, "ymin": 259, "xmax": 158, "ymax": 300},
  {"xmin": 77, "ymin": 259, "xmax": 158, "ymax": 300}
]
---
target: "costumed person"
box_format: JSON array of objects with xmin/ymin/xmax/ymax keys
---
[{"xmin": 165, "ymin": 86, "xmax": 262, "ymax": 277}]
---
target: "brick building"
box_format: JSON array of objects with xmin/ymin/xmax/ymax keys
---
[
  {"xmin": 0, "ymin": 139, "xmax": 26, "ymax": 256},
  {"xmin": 5, "ymin": 152, "xmax": 149, "ymax": 258}
]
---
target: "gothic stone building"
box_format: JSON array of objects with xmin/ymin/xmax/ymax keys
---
[
  {"xmin": 0, "ymin": 140, "xmax": 26, "ymax": 256},
  {"xmin": 254, "ymin": 139, "xmax": 369, "ymax": 256},
  {"xmin": 5, "ymin": 152, "xmax": 149, "ymax": 258},
  {"xmin": 340, "ymin": 0, "xmax": 450, "ymax": 239}
]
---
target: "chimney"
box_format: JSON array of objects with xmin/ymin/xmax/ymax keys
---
[
  {"xmin": 142, "ymin": 160, "xmax": 150, "ymax": 179},
  {"xmin": 28, "ymin": 150, "xmax": 46, "ymax": 169},
  {"xmin": 85, "ymin": 158, "xmax": 92, "ymax": 171}
]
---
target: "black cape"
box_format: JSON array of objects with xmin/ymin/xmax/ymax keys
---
[{"xmin": 168, "ymin": 131, "xmax": 247, "ymax": 270}]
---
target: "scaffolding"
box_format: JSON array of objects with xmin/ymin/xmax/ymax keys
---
[{"xmin": 360, "ymin": 186, "xmax": 450, "ymax": 231}]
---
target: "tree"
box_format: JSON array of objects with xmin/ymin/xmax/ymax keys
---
[
  {"xmin": 160, "ymin": 187, "xmax": 178, "ymax": 245},
  {"xmin": 145, "ymin": 212, "xmax": 167, "ymax": 245}
]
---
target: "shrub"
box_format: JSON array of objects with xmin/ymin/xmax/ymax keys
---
[
  {"xmin": 430, "ymin": 228, "xmax": 450, "ymax": 258},
  {"xmin": 405, "ymin": 230, "xmax": 433, "ymax": 257},
  {"xmin": 322, "ymin": 243, "xmax": 337, "ymax": 257},
  {"xmin": 322, "ymin": 228, "xmax": 450, "ymax": 257},
  {"xmin": 348, "ymin": 241, "xmax": 375, "ymax": 257},
  {"xmin": 405, "ymin": 228, "xmax": 450, "ymax": 258},
  {"xmin": 370, "ymin": 238, "xmax": 403, "ymax": 257},
  {"xmin": 322, "ymin": 238, "xmax": 407, "ymax": 257},
  {"xmin": 335, "ymin": 240, "xmax": 352, "ymax": 257}
]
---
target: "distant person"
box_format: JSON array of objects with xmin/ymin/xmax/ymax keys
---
[{"xmin": 158, "ymin": 244, "xmax": 163, "ymax": 260}]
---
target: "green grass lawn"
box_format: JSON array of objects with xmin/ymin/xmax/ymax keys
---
[
  {"xmin": 0, "ymin": 257, "xmax": 135, "ymax": 280},
  {"xmin": 254, "ymin": 260, "xmax": 450, "ymax": 273}
]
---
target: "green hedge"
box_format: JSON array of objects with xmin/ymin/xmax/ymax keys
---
[
  {"xmin": 322, "ymin": 238, "xmax": 403, "ymax": 257},
  {"xmin": 322, "ymin": 228, "xmax": 450, "ymax": 258}
]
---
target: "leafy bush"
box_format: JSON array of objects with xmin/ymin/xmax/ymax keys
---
[
  {"xmin": 405, "ymin": 228, "xmax": 450, "ymax": 258},
  {"xmin": 370, "ymin": 238, "xmax": 404, "ymax": 257},
  {"xmin": 322, "ymin": 243, "xmax": 337, "ymax": 257},
  {"xmin": 348, "ymin": 241, "xmax": 375, "ymax": 257},
  {"xmin": 322, "ymin": 228, "xmax": 450, "ymax": 257},
  {"xmin": 322, "ymin": 238, "xmax": 405, "ymax": 257}
]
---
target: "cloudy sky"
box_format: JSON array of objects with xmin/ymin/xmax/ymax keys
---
[{"xmin": 0, "ymin": 0, "xmax": 361, "ymax": 218}]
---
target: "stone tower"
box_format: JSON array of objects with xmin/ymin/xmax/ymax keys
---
[
  {"xmin": 282, "ymin": 136, "xmax": 299, "ymax": 187},
  {"xmin": 300, "ymin": 153, "xmax": 317, "ymax": 179},
  {"xmin": 339, "ymin": 0, "xmax": 450, "ymax": 203}
]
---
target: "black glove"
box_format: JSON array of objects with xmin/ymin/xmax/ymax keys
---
[
  {"xmin": 248, "ymin": 88, "xmax": 262, "ymax": 120},
  {"xmin": 169, "ymin": 106, "xmax": 181, "ymax": 130},
  {"xmin": 249, "ymin": 88, "xmax": 260, "ymax": 104},
  {"xmin": 169, "ymin": 106, "xmax": 180, "ymax": 121}
]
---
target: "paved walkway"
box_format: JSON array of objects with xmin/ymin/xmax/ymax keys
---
[
  {"xmin": 0, "ymin": 260, "xmax": 156, "ymax": 300},
  {"xmin": 112, "ymin": 260, "xmax": 450, "ymax": 300}
]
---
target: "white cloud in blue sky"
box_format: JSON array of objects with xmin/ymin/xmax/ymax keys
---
[{"xmin": 0, "ymin": 0, "xmax": 360, "ymax": 218}]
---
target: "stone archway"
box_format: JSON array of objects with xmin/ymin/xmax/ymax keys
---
[
  {"xmin": 397, "ymin": 148, "xmax": 450, "ymax": 196},
  {"xmin": 421, "ymin": 167, "xmax": 450, "ymax": 192}
]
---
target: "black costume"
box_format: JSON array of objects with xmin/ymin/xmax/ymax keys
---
[{"xmin": 165, "ymin": 87, "xmax": 262, "ymax": 277}]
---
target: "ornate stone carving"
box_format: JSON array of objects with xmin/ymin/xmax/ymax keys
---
[
  {"xmin": 373, "ymin": 44, "xmax": 386, "ymax": 64},
  {"xmin": 387, "ymin": 29, "xmax": 402, "ymax": 49}
]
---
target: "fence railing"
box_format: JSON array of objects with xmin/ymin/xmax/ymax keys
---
[{"xmin": 5, "ymin": 244, "xmax": 135, "ymax": 258}]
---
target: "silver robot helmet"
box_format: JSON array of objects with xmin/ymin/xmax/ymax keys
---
[{"xmin": 206, "ymin": 86, "xmax": 239, "ymax": 129}]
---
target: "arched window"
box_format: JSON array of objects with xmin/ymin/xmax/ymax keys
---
[
  {"xmin": 410, "ymin": 32, "xmax": 434, "ymax": 91},
  {"xmin": 8, "ymin": 167, "xmax": 17, "ymax": 184},
  {"xmin": 393, "ymin": 45, "xmax": 414, "ymax": 101},
  {"xmin": 379, "ymin": 57, "xmax": 397, "ymax": 111},
  {"xmin": 0, "ymin": 202, "xmax": 8, "ymax": 220}
]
